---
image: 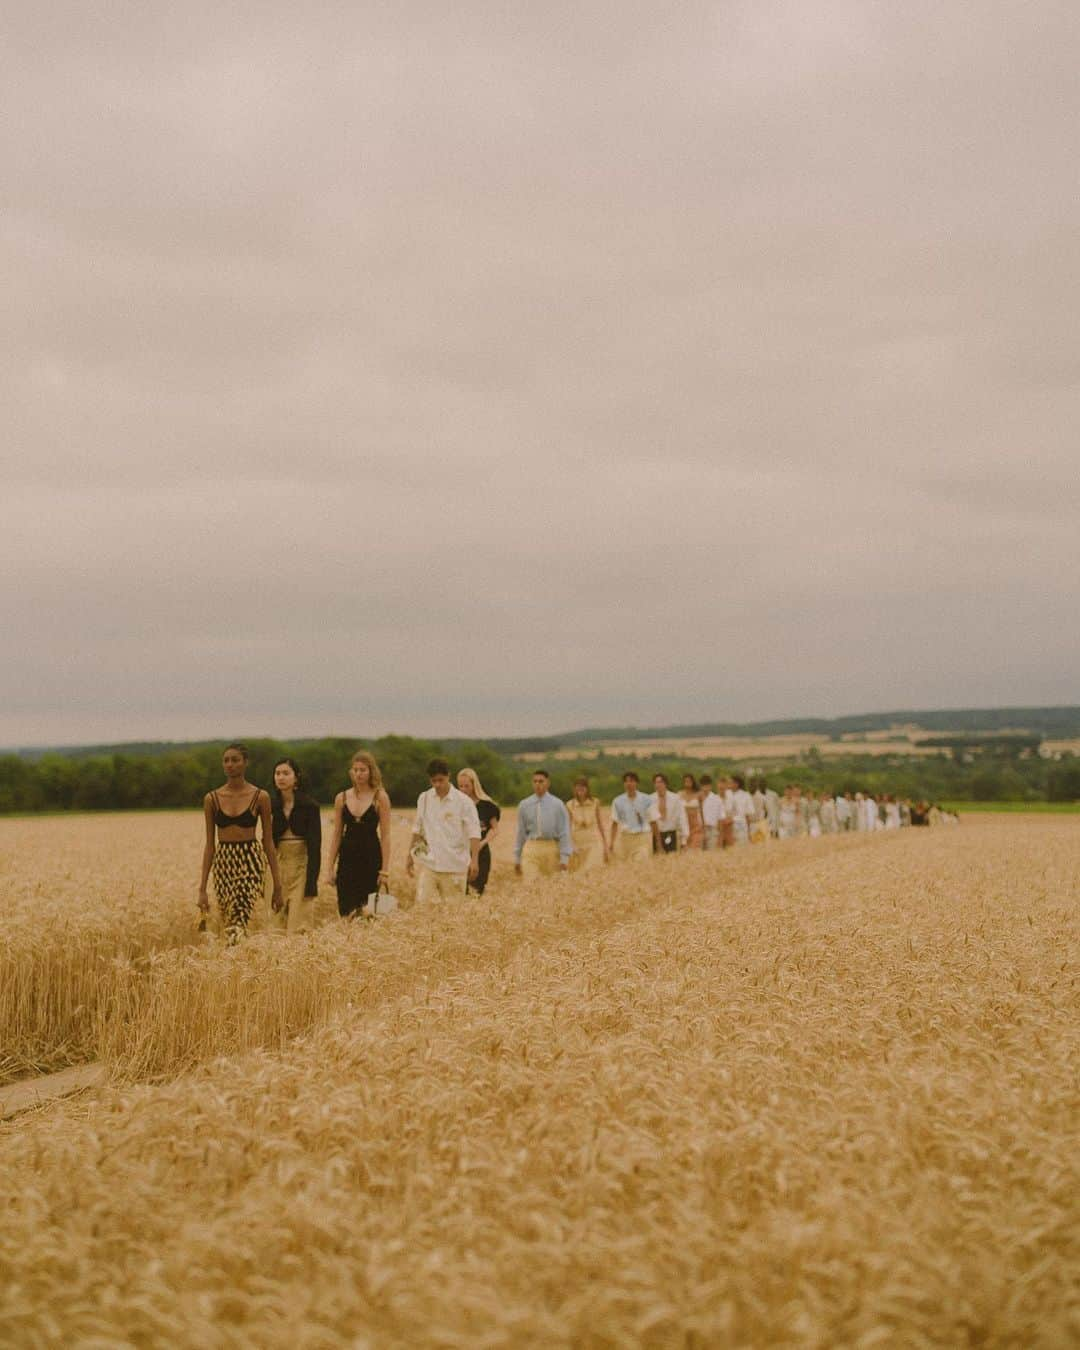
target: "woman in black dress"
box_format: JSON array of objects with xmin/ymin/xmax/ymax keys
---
[
  {"xmin": 457, "ymin": 767, "xmax": 501, "ymax": 896},
  {"xmin": 325, "ymin": 750, "xmax": 392, "ymax": 918}
]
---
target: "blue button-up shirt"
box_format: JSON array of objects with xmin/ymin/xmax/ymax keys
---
[
  {"xmin": 611, "ymin": 791, "xmax": 654, "ymax": 833},
  {"xmin": 515, "ymin": 792, "xmax": 572, "ymax": 863}
]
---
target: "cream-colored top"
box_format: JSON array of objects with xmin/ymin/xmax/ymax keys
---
[{"xmin": 567, "ymin": 797, "xmax": 600, "ymax": 833}]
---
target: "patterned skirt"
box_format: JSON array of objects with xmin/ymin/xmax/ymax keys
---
[{"xmin": 212, "ymin": 840, "xmax": 265, "ymax": 944}]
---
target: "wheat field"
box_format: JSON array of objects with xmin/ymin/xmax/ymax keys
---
[{"xmin": 1, "ymin": 814, "xmax": 1078, "ymax": 1346}]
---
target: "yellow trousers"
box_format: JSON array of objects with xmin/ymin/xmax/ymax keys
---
[
  {"xmin": 569, "ymin": 834, "xmax": 602, "ymax": 873},
  {"xmin": 520, "ymin": 838, "xmax": 561, "ymax": 881},
  {"xmin": 267, "ymin": 840, "xmax": 314, "ymax": 934},
  {"xmin": 416, "ymin": 865, "xmax": 467, "ymax": 903},
  {"xmin": 615, "ymin": 831, "xmax": 652, "ymax": 864}
]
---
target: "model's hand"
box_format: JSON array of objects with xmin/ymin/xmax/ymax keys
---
[
  {"xmin": 514, "ymin": 864, "xmax": 522, "ymax": 876},
  {"xmin": 468, "ymin": 860, "xmax": 479, "ymax": 881},
  {"xmin": 197, "ymin": 889, "xmax": 209, "ymax": 912},
  {"xmin": 271, "ymin": 886, "xmax": 284, "ymax": 913},
  {"xmin": 559, "ymin": 863, "xmax": 568, "ymax": 872},
  {"xmin": 406, "ymin": 855, "xmax": 415, "ymax": 877}
]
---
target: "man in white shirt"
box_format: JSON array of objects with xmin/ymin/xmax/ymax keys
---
[
  {"xmin": 648, "ymin": 774, "xmax": 689, "ymax": 853},
  {"xmin": 701, "ymin": 778, "xmax": 727, "ymax": 850},
  {"xmin": 407, "ymin": 758, "xmax": 481, "ymax": 902},
  {"xmin": 835, "ymin": 793, "xmax": 852, "ymax": 831},
  {"xmin": 609, "ymin": 772, "xmax": 654, "ymax": 863},
  {"xmin": 729, "ymin": 775, "xmax": 755, "ymax": 845}
]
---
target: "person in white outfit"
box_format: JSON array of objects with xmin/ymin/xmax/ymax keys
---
[
  {"xmin": 702, "ymin": 779, "xmax": 727, "ymax": 850},
  {"xmin": 729, "ymin": 775, "xmax": 755, "ymax": 845},
  {"xmin": 408, "ymin": 758, "xmax": 481, "ymax": 902},
  {"xmin": 649, "ymin": 774, "xmax": 690, "ymax": 853}
]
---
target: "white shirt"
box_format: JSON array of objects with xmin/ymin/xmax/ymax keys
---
[
  {"xmin": 648, "ymin": 793, "xmax": 689, "ymax": 842},
  {"xmin": 702, "ymin": 791, "xmax": 727, "ymax": 827},
  {"xmin": 413, "ymin": 785, "xmax": 481, "ymax": 872},
  {"xmin": 835, "ymin": 797, "xmax": 851, "ymax": 823},
  {"xmin": 730, "ymin": 789, "xmax": 754, "ymax": 821}
]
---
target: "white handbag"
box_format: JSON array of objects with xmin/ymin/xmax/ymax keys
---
[{"xmin": 363, "ymin": 881, "xmax": 398, "ymax": 917}]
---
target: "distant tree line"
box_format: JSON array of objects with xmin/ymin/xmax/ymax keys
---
[{"xmin": 0, "ymin": 735, "xmax": 1076, "ymax": 814}]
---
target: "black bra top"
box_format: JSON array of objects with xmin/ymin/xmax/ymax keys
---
[{"xmin": 212, "ymin": 788, "xmax": 262, "ymax": 830}]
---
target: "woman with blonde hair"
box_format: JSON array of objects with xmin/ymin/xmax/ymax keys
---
[
  {"xmin": 566, "ymin": 776, "xmax": 608, "ymax": 872},
  {"xmin": 457, "ymin": 767, "xmax": 501, "ymax": 895},
  {"xmin": 325, "ymin": 750, "xmax": 392, "ymax": 919}
]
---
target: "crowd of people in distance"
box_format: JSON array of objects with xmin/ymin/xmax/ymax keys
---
[{"xmin": 197, "ymin": 743, "xmax": 956, "ymax": 944}]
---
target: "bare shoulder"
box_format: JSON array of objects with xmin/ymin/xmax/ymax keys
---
[{"xmin": 377, "ymin": 788, "xmax": 391, "ymax": 808}]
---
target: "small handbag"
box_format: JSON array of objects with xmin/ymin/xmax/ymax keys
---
[{"xmin": 363, "ymin": 879, "xmax": 398, "ymax": 917}]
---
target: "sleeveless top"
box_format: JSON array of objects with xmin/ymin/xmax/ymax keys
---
[
  {"xmin": 212, "ymin": 788, "xmax": 262, "ymax": 831},
  {"xmin": 567, "ymin": 797, "xmax": 599, "ymax": 832}
]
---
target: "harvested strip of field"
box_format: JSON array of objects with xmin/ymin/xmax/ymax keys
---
[
  {"xmin": 1, "ymin": 818, "xmax": 1077, "ymax": 1346},
  {"xmin": 0, "ymin": 807, "xmax": 514, "ymax": 1081}
]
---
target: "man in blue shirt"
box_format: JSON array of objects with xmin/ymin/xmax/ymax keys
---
[
  {"xmin": 514, "ymin": 769, "xmax": 572, "ymax": 881},
  {"xmin": 609, "ymin": 771, "xmax": 654, "ymax": 864}
]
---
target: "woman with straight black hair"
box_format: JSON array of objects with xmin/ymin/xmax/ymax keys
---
[{"xmin": 269, "ymin": 757, "xmax": 322, "ymax": 934}]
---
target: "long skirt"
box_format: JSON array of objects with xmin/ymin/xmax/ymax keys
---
[{"xmin": 213, "ymin": 839, "xmax": 265, "ymax": 945}]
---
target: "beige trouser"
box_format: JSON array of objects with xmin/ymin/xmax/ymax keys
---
[
  {"xmin": 267, "ymin": 840, "xmax": 314, "ymax": 934},
  {"xmin": 520, "ymin": 838, "xmax": 561, "ymax": 882},
  {"xmin": 569, "ymin": 833, "xmax": 602, "ymax": 873},
  {"xmin": 416, "ymin": 864, "xmax": 468, "ymax": 903},
  {"xmin": 615, "ymin": 831, "xmax": 652, "ymax": 864}
]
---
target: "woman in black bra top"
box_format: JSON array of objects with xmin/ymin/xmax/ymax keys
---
[
  {"xmin": 325, "ymin": 750, "xmax": 392, "ymax": 918},
  {"xmin": 197, "ymin": 742, "xmax": 283, "ymax": 943}
]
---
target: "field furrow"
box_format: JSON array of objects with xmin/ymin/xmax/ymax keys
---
[{"xmin": 1, "ymin": 817, "xmax": 1077, "ymax": 1346}]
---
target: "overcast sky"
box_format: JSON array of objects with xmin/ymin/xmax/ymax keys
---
[{"xmin": 4, "ymin": 0, "xmax": 1078, "ymax": 746}]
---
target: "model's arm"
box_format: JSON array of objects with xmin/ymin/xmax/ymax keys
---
[
  {"xmin": 197, "ymin": 795, "xmax": 215, "ymax": 910},
  {"xmin": 556, "ymin": 801, "xmax": 571, "ymax": 869},
  {"xmin": 377, "ymin": 789, "xmax": 392, "ymax": 885},
  {"xmin": 407, "ymin": 795, "xmax": 423, "ymax": 877},
  {"xmin": 259, "ymin": 791, "xmax": 284, "ymax": 909},
  {"xmin": 323, "ymin": 793, "xmax": 345, "ymax": 885},
  {"xmin": 609, "ymin": 803, "xmax": 620, "ymax": 853},
  {"xmin": 513, "ymin": 803, "xmax": 527, "ymax": 874},
  {"xmin": 484, "ymin": 808, "xmax": 500, "ymax": 847},
  {"xmin": 466, "ymin": 799, "xmax": 481, "ymax": 880}
]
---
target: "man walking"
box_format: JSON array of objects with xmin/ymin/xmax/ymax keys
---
[
  {"xmin": 407, "ymin": 758, "xmax": 481, "ymax": 902},
  {"xmin": 649, "ymin": 773, "xmax": 689, "ymax": 853},
  {"xmin": 609, "ymin": 772, "xmax": 654, "ymax": 863},
  {"xmin": 514, "ymin": 769, "xmax": 572, "ymax": 880}
]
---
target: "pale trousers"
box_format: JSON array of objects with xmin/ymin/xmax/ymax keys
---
[
  {"xmin": 615, "ymin": 831, "xmax": 652, "ymax": 864},
  {"xmin": 521, "ymin": 838, "xmax": 561, "ymax": 881},
  {"xmin": 416, "ymin": 864, "xmax": 467, "ymax": 903},
  {"xmin": 569, "ymin": 833, "xmax": 602, "ymax": 873},
  {"xmin": 268, "ymin": 839, "xmax": 315, "ymax": 934}
]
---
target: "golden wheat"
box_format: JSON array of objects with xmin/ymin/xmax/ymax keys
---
[
  {"xmin": 0, "ymin": 817, "xmax": 1077, "ymax": 1346},
  {"xmin": 0, "ymin": 807, "xmax": 515, "ymax": 1081}
]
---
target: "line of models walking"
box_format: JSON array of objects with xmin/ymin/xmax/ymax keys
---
[{"xmin": 197, "ymin": 744, "xmax": 954, "ymax": 943}]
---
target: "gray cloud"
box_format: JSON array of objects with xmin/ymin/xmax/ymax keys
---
[{"xmin": 4, "ymin": 0, "xmax": 1079, "ymax": 744}]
